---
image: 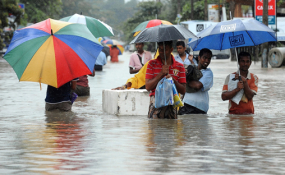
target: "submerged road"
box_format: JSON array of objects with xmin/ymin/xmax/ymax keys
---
[{"xmin": 0, "ymin": 52, "xmax": 285, "ymax": 174}]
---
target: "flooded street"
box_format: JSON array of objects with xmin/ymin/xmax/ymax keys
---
[{"xmin": 1, "ymin": 52, "xmax": 285, "ymax": 174}]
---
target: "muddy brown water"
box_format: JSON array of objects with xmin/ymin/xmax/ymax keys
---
[{"xmin": 1, "ymin": 52, "xmax": 285, "ymax": 174}]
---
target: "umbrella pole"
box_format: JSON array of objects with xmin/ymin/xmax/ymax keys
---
[
  {"xmin": 235, "ymin": 47, "xmax": 241, "ymax": 81},
  {"xmin": 163, "ymin": 41, "xmax": 166, "ymax": 65}
]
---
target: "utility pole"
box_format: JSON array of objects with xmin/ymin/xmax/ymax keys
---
[
  {"xmin": 191, "ymin": 0, "xmax": 194, "ymax": 20},
  {"xmin": 262, "ymin": 0, "xmax": 269, "ymax": 68},
  {"xmin": 204, "ymin": 0, "xmax": 208, "ymax": 21},
  {"xmin": 177, "ymin": 0, "xmax": 181, "ymax": 15},
  {"xmin": 218, "ymin": 0, "xmax": 221, "ymax": 21},
  {"xmin": 229, "ymin": 0, "xmax": 236, "ymax": 61}
]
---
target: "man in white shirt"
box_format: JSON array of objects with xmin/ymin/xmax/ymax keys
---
[
  {"xmin": 129, "ymin": 43, "xmax": 152, "ymax": 74},
  {"xmin": 175, "ymin": 41, "xmax": 196, "ymax": 66}
]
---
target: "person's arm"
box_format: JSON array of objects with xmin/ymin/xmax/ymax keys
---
[
  {"xmin": 240, "ymin": 76, "xmax": 255, "ymax": 100},
  {"xmin": 170, "ymin": 75, "xmax": 186, "ymax": 94},
  {"xmin": 188, "ymin": 80, "xmax": 203, "ymax": 90},
  {"xmin": 89, "ymin": 69, "xmax": 95, "ymax": 77},
  {"xmin": 71, "ymin": 80, "xmax": 77, "ymax": 90},
  {"xmin": 221, "ymin": 82, "xmax": 243, "ymax": 101},
  {"xmin": 129, "ymin": 67, "xmax": 140, "ymax": 74},
  {"xmin": 188, "ymin": 54, "xmax": 194, "ymax": 65},
  {"xmin": 188, "ymin": 69, "xmax": 213, "ymax": 92},
  {"xmin": 112, "ymin": 82, "xmax": 132, "ymax": 90},
  {"xmin": 129, "ymin": 54, "xmax": 139, "ymax": 74},
  {"xmin": 221, "ymin": 73, "xmax": 243, "ymax": 101},
  {"xmin": 145, "ymin": 65, "xmax": 169, "ymax": 91}
]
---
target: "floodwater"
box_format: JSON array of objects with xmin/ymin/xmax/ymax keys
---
[{"xmin": 1, "ymin": 52, "xmax": 285, "ymax": 174}]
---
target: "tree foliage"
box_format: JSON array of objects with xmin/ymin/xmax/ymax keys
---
[
  {"xmin": 59, "ymin": 0, "xmax": 138, "ymax": 38},
  {"xmin": 0, "ymin": 0, "xmax": 26, "ymax": 50},
  {"xmin": 20, "ymin": 0, "xmax": 62, "ymax": 23},
  {"xmin": 121, "ymin": 1, "xmax": 163, "ymax": 42},
  {"xmin": 180, "ymin": 0, "xmax": 220, "ymax": 21}
]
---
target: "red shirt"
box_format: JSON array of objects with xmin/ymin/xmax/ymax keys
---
[
  {"xmin": 110, "ymin": 47, "xmax": 119, "ymax": 62},
  {"xmin": 77, "ymin": 75, "xmax": 88, "ymax": 87},
  {"xmin": 145, "ymin": 55, "xmax": 186, "ymax": 96}
]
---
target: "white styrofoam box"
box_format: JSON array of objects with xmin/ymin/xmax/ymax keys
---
[{"xmin": 102, "ymin": 89, "xmax": 150, "ymax": 115}]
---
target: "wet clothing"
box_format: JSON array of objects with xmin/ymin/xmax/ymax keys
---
[
  {"xmin": 146, "ymin": 55, "xmax": 186, "ymax": 96},
  {"xmin": 183, "ymin": 68, "xmax": 213, "ymax": 113},
  {"xmin": 178, "ymin": 103, "xmax": 206, "ymax": 115},
  {"xmin": 110, "ymin": 47, "xmax": 119, "ymax": 62},
  {"xmin": 175, "ymin": 53, "xmax": 192, "ymax": 66},
  {"xmin": 45, "ymin": 79, "xmax": 77, "ymax": 111},
  {"xmin": 77, "ymin": 75, "xmax": 88, "ymax": 87},
  {"xmin": 74, "ymin": 85, "xmax": 90, "ymax": 96},
  {"xmin": 75, "ymin": 75, "xmax": 90, "ymax": 96},
  {"xmin": 94, "ymin": 65, "xmax": 103, "ymax": 71},
  {"xmin": 223, "ymin": 71, "xmax": 258, "ymax": 114},
  {"xmin": 45, "ymin": 82, "xmax": 73, "ymax": 104},
  {"xmin": 129, "ymin": 51, "xmax": 152, "ymax": 70},
  {"xmin": 148, "ymin": 96, "xmax": 177, "ymax": 119},
  {"xmin": 95, "ymin": 52, "xmax": 107, "ymax": 71},
  {"xmin": 146, "ymin": 55, "xmax": 186, "ymax": 119},
  {"xmin": 95, "ymin": 51, "xmax": 107, "ymax": 66},
  {"xmin": 45, "ymin": 101, "xmax": 72, "ymax": 111}
]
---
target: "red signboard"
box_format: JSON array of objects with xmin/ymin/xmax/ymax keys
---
[{"xmin": 255, "ymin": 0, "xmax": 276, "ymax": 16}]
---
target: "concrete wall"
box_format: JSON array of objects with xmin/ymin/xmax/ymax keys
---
[{"xmin": 102, "ymin": 89, "xmax": 150, "ymax": 115}]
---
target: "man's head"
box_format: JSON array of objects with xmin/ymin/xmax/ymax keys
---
[
  {"xmin": 176, "ymin": 41, "xmax": 186, "ymax": 56},
  {"xmin": 238, "ymin": 52, "xmax": 252, "ymax": 72},
  {"xmin": 157, "ymin": 41, "xmax": 173, "ymax": 60},
  {"xmin": 112, "ymin": 45, "xmax": 117, "ymax": 48},
  {"xmin": 198, "ymin": 48, "xmax": 212, "ymax": 69},
  {"xmin": 135, "ymin": 43, "xmax": 144, "ymax": 53}
]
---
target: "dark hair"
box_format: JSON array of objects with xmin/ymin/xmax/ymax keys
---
[
  {"xmin": 157, "ymin": 40, "xmax": 173, "ymax": 48},
  {"xmin": 238, "ymin": 51, "xmax": 251, "ymax": 62},
  {"xmin": 199, "ymin": 48, "xmax": 212, "ymax": 57},
  {"xmin": 176, "ymin": 41, "xmax": 185, "ymax": 47}
]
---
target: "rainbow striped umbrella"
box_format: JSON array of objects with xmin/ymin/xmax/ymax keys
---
[
  {"xmin": 60, "ymin": 14, "xmax": 114, "ymax": 38},
  {"xmin": 132, "ymin": 19, "xmax": 172, "ymax": 36},
  {"xmin": 102, "ymin": 39, "xmax": 124, "ymax": 55},
  {"xmin": 3, "ymin": 18, "xmax": 103, "ymax": 88},
  {"xmin": 102, "ymin": 39, "xmax": 121, "ymax": 45}
]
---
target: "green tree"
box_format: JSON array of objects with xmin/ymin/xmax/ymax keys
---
[
  {"xmin": 59, "ymin": 0, "xmax": 138, "ymax": 39},
  {"xmin": 121, "ymin": 1, "xmax": 163, "ymax": 42},
  {"xmin": 0, "ymin": 0, "xmax": 25, "ymax": 50},
  {"xmin": 60, "ymin": 0, "xmax": 96, "ymax": 18},
  {"xmin": 180, "ymin": 0, "xmax": 220, "ymax": 21},
  {"xmin": 20, "ymin": 0, "xmax": 62, "ymax": 23}
]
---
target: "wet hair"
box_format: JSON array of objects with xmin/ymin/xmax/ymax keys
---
[
  {"xmin": 157, "ymin": 40, "xmax": 173, "ymax": 48},
  {"xmin": 176, "ymin": 41, "xmax": 185, "ymax": 48},
  {"xmin": 238, "ymin": 51, "xmax": 251, "ymax": 62},
  {"xmin": 199, "ymin": 48, "xmax": 212, "ymax": 57}
]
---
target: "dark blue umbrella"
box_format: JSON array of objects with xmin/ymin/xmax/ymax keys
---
[{"xmin": 188, "ymin": 18, "xmax": 277, "ymax": 51}]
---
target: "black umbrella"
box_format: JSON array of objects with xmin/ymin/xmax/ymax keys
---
[
  {"xmin": 130, "ymin": 25, "xmax": 197, "ymax": 43},
  {"xmin": 102, "ymin": 45, "xmax": 110, "ymax": 57},
  {"xmin": 130, "ymin": 25, "xmax": 197, "ymax": 64}
]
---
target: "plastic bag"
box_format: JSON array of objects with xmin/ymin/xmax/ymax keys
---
[
  {"xmin": 228, "ymin": 74, "xmax": 243, "ymax": 104},
  {"xmin": 172, "ymin": 83, "xmax": 184, "ymax": 108},
  {"xmin": 155, "ymin": 77, "xmax": 174, "ymax": 108}
]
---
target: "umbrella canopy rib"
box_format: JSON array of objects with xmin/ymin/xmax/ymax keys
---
[
  {"xmin": 220, "ymin": 33, "xmax": 225, "ymax": 51},
  {"xmin": 245, "ymin": 30, "xmax": 256, "ymax": 46}
]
